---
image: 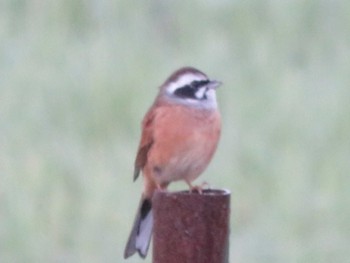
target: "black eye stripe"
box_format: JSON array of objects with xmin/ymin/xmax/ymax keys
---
[
  {"xmin": 173, "ymin": 80, "xmax": 210, "ymax": 100},
  {"xmin": 174, "ymin": 85, "xmax": 196, "ymax": 99}
]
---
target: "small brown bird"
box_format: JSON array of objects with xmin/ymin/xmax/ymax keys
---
[{"xmin": 124, "ymin": 67, "xmax": 221, "ymax": 259}]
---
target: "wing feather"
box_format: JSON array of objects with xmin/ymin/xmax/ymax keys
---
[{"xmin": 133, "ymin": 108, "xmax": 155, "ymax": 181}]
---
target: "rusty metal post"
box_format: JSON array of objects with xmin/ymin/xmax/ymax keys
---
[{"xmin": 152, "ymin": 189, "xmax": 230, "ymax": 263}]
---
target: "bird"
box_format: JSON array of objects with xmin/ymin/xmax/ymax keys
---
[{"xmin": 124, "ymin": 67, "xmax": 222, "ymax": 259}]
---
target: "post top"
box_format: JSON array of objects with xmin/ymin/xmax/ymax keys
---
[{"xmin": 154, "ymin": 188, "xmax": 230, "ymax": 197}]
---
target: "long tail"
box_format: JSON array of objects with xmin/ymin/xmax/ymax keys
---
[{"xmin": 124, "ymin": 196, "xmax": 153, "ymax": 259}]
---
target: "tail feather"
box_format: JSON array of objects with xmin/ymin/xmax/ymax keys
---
[{"xmin": 124, "ymin": 198, "xmax": 153, "ymax": 259}]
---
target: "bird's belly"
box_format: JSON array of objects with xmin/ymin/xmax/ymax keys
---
[
  {"xmin": 161, "ymin": 154, "xmax": 204, "ymax": 182},
  {"xmin": 151, "ymin": 138, "xmax": 216, "ymax": 185}
]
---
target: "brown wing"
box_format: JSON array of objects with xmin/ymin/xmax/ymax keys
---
[{"xmin": 133, "ymin": 108, "xmax": 155, "ymax": 181}]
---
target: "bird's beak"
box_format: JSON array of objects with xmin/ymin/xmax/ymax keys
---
[{"xmin": 207, "ymin": 80, "xmax": 222, "ymax": 90}]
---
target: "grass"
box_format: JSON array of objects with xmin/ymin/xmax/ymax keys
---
[{"xmin": 1, "ymin": 1, "xmax": 350, "ymax": 262}]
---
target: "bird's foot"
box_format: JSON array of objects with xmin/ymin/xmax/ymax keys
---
[
  {"xmin": 156, "ymin": 183, "xmax": 169, "ymax": 192},
  {"xmin": 188, "ymin": 181, "xmax": 210, "ymax": 194}
]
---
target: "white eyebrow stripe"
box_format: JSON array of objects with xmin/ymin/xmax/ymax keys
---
[{"xmin": 166, "ymin": 74, "xmax": 206, "ymax": 94}]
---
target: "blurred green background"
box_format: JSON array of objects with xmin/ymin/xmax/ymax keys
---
[{"xmin": 1, "ymin": 1, "xmax": 350, "ymax": 262}]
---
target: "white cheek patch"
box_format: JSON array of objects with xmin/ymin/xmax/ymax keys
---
[
  {"xmin": 195, "ymin": 87, "xmax": 207, "ymax": 100},
  {"xmin": 166, "ymin": 74, "xmax": 204, "ymax": 94},
  {"xmin": 185, "ymin": 88, "xmax": 217, "ymax": 109}
]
